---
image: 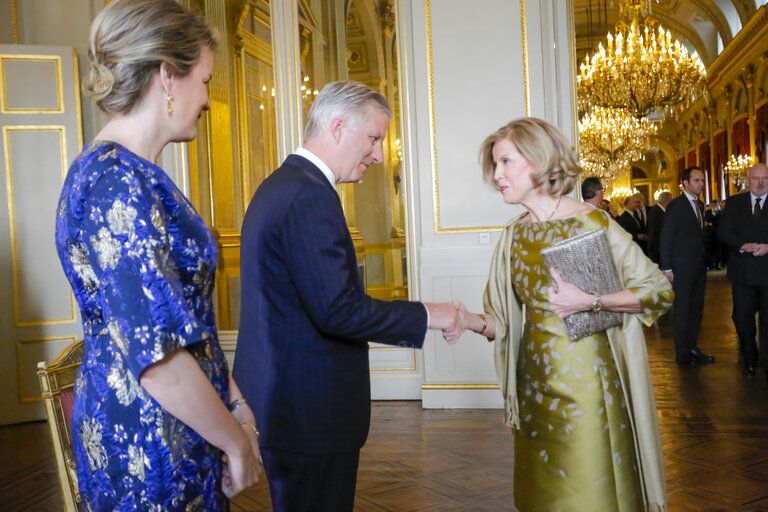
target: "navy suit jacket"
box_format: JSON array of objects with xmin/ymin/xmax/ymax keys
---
[
  {"xmin": 233, "ymin": 154, "xmax": 428, "ymax": 455},
  {"xmin": 645, "ymin": 204, "xmax": 665, "ymax": 264},
  {"xmin": 659, "ymin": 194, "xmax": 706, "ymax": 277},
  {"xmin": 616, "ymin": 210, "xmax": 645, "ymax": 248},
  {"xmin": 718, "ymin": 192, "xmax": 768, "ymax": 286}
]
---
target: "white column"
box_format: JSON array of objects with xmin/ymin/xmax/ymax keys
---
[{"xmin": 270, "ymin": 0, "xmax": 303, "ymax": 160}]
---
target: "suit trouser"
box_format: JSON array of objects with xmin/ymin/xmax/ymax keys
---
[
  {"xmin": 672, "ymin": 270, "xmax": 706, "ymax": 362},
  {"xmin": 730, "ymin": 281, "xmax": 768, "ymax": 370},
  {"xmin": 261, "ymin": 448, "xmax": 360, "ymax": 512}
]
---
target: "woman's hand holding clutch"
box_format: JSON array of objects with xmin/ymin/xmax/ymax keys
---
[{"xmin": 547, "ymin": 268, "xmax": 593, "ymax": 318}]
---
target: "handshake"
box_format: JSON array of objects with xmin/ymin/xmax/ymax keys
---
[{"xmin": 425, "ymin": 301, "xmax": 475, "ymax": 344}]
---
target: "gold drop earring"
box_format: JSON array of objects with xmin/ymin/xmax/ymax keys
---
[{"xmin": 166, "ymin": 93, "xmax": 174, "ymax": 113}]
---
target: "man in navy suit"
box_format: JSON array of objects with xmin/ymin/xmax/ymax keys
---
[
  {"xmin": 617, "ymin": 193, "xmax": 648, "ymax": 252},
  {"xmin": 719, "ymin": 164, "xmax": 768, "ymax": 378},
  {"xmin": 660, "ymin": 166, "xmax": 715, "ymax": 365},
  {"xmin": 233, "ymin": 81, "xmax": 462, "ymax": 512},
  {"xmin": 646, "ymin": 191, "xmax": 672, "ymax": 264}
]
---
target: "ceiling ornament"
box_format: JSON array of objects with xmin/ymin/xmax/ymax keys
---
[
  {"xmin": 578, "ymin": 106, "xmax": 657, "ymax": 185},
  {"xmin": 577, "ymin": 0, "xmax": 708, "ymax": 120}
]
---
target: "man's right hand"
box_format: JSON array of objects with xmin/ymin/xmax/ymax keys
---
[
  {"xmin": 425, "ymin": 301, "xmax": 466, "ymax": 343},
  {"xmin": 662, "ymin": 270, "xmax": 674, "ymax": 283}
]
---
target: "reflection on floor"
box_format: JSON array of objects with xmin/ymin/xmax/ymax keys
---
[{"xmin": 1, "ymin": 271, "xmax": 767, "ymax": 511}]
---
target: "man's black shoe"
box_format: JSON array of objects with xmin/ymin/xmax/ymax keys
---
[
  {"xmin": 743, "ymin": 367, "xmax": 756, "ymax": 377},
  {"xmin": 690, "ymin": 348, "xmax": 715, "ymax": 364}
]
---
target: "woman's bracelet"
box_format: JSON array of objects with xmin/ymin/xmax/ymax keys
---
[
  {"xmin": 478, "ymin": 313, "xmax": 488, "ymax": 335},
  {"xmin": 239, "ymin": 420, "xmax": 260, "ymax": 437},
  {"xmin": 228, "ymin": 397, "xmax": 247, "ymax": 412}
]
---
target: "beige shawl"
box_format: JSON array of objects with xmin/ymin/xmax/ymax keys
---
[{"xmin": 483, "ymin": 211, "xmax": 670, "ymax": 512}]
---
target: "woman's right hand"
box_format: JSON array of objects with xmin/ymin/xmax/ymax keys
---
[{"xmin": 221, "ymin": 428, "xmax": 261, "ymax": 498}]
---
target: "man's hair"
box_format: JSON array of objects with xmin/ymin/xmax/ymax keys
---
[
  {"xmin": 657, "ymin": 191, "xmax": 672, "ymax": 204},
  {"xmin": 624, "ymin": 196, "xmax": 633, "ymax": 207},
  {"xmin": 303, "ymin": 80, "xmax": 391, "ymax": 140},
  {"xmin": 581, "ymin": 177, "xmax": 603, "ymax": 200},
  {"xmin": 681, "ymin": 166, "xmax": 702, "ymax": 184}
]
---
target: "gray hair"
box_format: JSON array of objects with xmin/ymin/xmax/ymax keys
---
[
  {"xmin": 83, "ymin": 0, "xmax": 217, "ymax": 115},
  {"xmin": 303, "ymin": 81, "xmax": 391, "ymax": 140}
]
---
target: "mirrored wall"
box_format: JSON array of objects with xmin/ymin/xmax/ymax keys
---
[{"xmin": 217, "ymin": 0, "xmax": 408, "ymax": 330}]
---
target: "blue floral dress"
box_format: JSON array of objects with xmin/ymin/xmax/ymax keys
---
[{"xmin": 55, "ymin": 141, "xmax": 229, "ymax": 511}]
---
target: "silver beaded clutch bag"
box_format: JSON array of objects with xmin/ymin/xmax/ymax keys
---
[{"xmin": 541, "ymin": 229, "xmax": 623, "ymax": 341}]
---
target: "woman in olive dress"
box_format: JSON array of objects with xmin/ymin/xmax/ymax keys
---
[{"xmin": 460, "ymin": 118, "xmax": 672, "ymax": 511}]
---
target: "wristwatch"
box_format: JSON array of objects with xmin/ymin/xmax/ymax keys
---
[{"xmin": 591, "ymin": 295, "xmax": 603, "ymax": 312}]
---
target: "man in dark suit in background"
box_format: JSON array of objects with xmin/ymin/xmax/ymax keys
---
[
  {"xmin": 234, "ymin": 81, "xmax": 462, "ymax": 511},
  {"xmin": 704, "ymin": 199, "xmax": 724, "ymax": 269},
  {"xmin": 719, "ymin": 163, "xmax": 768, "ymax": 378},
  {"xmin": 660, "ymin": 167, "xmax": 715, "ymax": 365},
  {"xmin": 617, "ymin": 193, "xmax": 647, "ymax": 252},
  {"xmin": 581, "ymin": 177, "xmax": 604, "ymax": 208},
  {"xmin": 646, "ymin": 191, "xmax": 672, "ymax": 264}
]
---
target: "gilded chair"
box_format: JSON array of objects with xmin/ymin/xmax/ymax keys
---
[{"xmin": 37, "ymin": 339, "xmax": 84, "ymax": 512}]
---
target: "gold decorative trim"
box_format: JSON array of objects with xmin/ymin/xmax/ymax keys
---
[
  {"xmin": 72, "ymin": 48, "xmax": 84, "ymax": 151},
  {"xmin": 567, "ymin": 0, "xmax": 579, "ymax": 145},
  {"xmin": 291, "ymin": 2, "xmax": 303, "ymax": 144},
  {"xmin": 0, "ymin": 55, "xmax": 64, "ymax": 113},
  {"xmin": 3, "ymin": 125, "xmax": 76, "ymax": 326},
  {"xmin": 426, "ymin": 0, "xmax": 528, "ymax": 233},
  {"xmin": 422, "ymin": 383, "xmax": 500, "ymax": 390},
  {"xmin": 11, "ymin": 0, "xmax": 18, "ymax": 44},
  {"xmin": 368, "ymin": 345, "xmax": 417, "ymax": 372},
  {"xmin": 216, "ymin": 231, "xmax": 241, "ymax": 248},
  {"xmin": 17, "ymin": 335, "xmax": 78, "ymax": 403},
  {"xmin": 707, "ymin": 7, "xmax": 768, "ymax": 95},
  {"xmin": 520, "ymin": 0, "xmax": 530, "ymax": 116}
]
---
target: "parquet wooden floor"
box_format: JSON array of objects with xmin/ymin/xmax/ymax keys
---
[{"xmin": 2, "ymin": 270, "xmax": 768, "ymax": 511}]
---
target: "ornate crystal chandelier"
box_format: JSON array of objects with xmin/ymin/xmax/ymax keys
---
[
  {"xmin": 724, "ymin": 154, "xmax": 754, "ymax": 188},
  {"xmin": 578, "ymin": 106, "xmax": 657, "ymax": 181},
  {"xmin": 577, "ymin": 1, "xmax": 707, "ymax": 119}
]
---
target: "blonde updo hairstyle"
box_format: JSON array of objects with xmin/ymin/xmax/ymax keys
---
[
  {"xmin": 83, "ymin": 0, "xmax": 217, "ymax": 115},
  {"xmin": 479, "ymin": 117, "xmax": 582, "ymax": 197}
]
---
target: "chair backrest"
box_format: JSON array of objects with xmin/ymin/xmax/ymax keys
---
[{"xmin": 37, "ymin": 340, "xmax": 84, "ymax": 512}]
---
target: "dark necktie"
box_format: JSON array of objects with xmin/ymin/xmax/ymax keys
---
[
  {"xmin": 634, "ymin": 210, "xmax": 643, "ymax": 229},
  {"xmin": 755, "ymin": 197, "xmax": 762, "ymax": 218}
]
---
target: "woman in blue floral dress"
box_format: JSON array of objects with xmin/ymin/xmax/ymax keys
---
[{"xmin": 55, "ymin": 1, "xmax": 261, "ymax": 509}]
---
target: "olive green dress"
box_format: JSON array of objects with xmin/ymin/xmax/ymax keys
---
[{"xmin": 510, "ymin": 210, "xmax": 666, "ymax": 512}]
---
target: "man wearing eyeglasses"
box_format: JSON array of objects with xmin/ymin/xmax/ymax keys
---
[{"xmin": 719, "ymin": 163, "xmax": 768, "ymax": 379}]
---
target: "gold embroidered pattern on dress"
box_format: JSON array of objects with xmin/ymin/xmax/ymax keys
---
[
  {"xmin": 90, "ymin": 227, "xmax": 121, "ymax": 270},
  {"xmin": 70, "ymin": 243, "xmax": 100, "ymax": 290},
  {"xmin": 108, "ymin": 320, "xmax": 129, "ymax": 356},
  {"xmin": 106, "ymin": 198, "xmax": 138, "ymax": 238},
  {"xmin": 127, "ymin": 444, "xmax": 149, "ymax": 481},
  {"xmin": 106, "ymin": 361, "xmax": 142, "ymax": 406},
  {"xmin": 81, "ymin": 418, "xmax": 108, "ymax": 471}
]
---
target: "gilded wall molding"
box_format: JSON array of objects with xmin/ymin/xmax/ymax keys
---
[
  {"xmin": 426, "ymin": 0, "xmax": 529, "ymax": 233},
  {"xmin": 0, "ymin": 55, "xmax": 64, "ymax": 114},
  {"xmin": 11, "ymin": 0, "xmax": 18, "ymax": 44},
  {"xmin": 708, "ymin": 6, "xmax": 768, "ymax": 94},
  {"xmin": 3, "ymin": 125, "xmax": 77, "ymax": 327},
  {"xmin": 422, "ymin": 383, "xmax": 500, "ymax": 390}
]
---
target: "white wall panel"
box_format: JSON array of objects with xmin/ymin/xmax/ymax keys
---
[
  {"xmin": 427, "ymin": 0, "xmax": 529, "ymax": 231},
  {"xmin": 400, "ymin": 0, "xmax": 576, "ymax": 408}
]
